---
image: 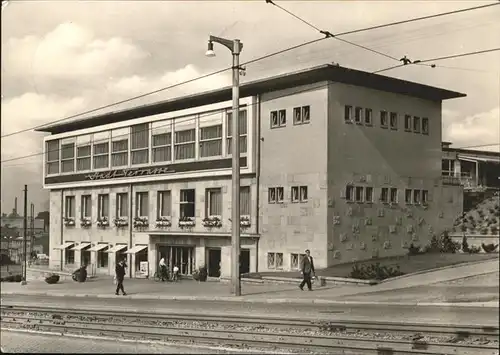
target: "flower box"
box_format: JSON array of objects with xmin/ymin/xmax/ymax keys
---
[
  {"xmin": 97, "ymin": 217, "xmax": 109, "ymax": 228},
  {"xmin": 155, "ymin": 217, "xmax": 172, "ymax": 228},
  {"xmin": 202, "ymin": 217, "xmax": 222, "ymax": 228},
  {"xmin": 240, "ymin": 216, "xmax": 251, "ymax": 228},
  {"xmin": 133, "ymin": 217, "xmax": 149, "ymax": 228},
  {"xmin": 80, "ymin": 218, "xmax": 92, "ymax": 228},
  {"xmin": 113, "ymin": 218, "xmax": 128, "ymax": 228},
  {"xmin": 179, "ymin": 217, "xmax": 195, "ymax": 228},
  {"xmin": 64, "ymin": 217, "xmax": 75, "ymax": 227}
]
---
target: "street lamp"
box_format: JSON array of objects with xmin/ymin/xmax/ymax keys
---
[{"xmin": 206, "ymin": 35, "xmax": 244, "ymax": 296}]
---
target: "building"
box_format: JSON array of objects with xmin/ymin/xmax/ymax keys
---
[{"xmin": 38, "ymin": 64, "xmax": 466, "ymax": 277}]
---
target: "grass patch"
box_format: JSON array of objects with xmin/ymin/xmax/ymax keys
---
[{"xmin": 249, "ymin": 253, "xmax": 499, "ymax": 280}]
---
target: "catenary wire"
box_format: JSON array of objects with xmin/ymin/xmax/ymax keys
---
[{"xmin": 2, "ymin": 2, "xmax": 497, "ymax": 139}]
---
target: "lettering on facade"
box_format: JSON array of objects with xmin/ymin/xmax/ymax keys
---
[{"xmin": 85, "ymin": 167, "xmax": 174, "ymax": 181}]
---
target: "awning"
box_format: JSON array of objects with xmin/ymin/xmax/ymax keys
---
[
  {"xmin": 54, "ymin": 242, "xmax": 74, "ymax": 250},
  {"xmin": 69, "ymin": 242, "xmax": 91, "ymax": 251},
  {"xmin": 106, "ymin": 244, "xmax": 128, "ymax": 253},
  {"xmin": 458, "ymin": 154, "xmax": 500, "ymax": 163},
  {"xmin": 125, "ymin": 245, "xmax": 148, "ymax": 254},
  {"xmin": 88, "ymin": 243, "xmax": 109, "ymax": 252}
]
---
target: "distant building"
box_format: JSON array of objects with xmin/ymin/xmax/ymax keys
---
[{"xmin": 38, "ymin": 64, "xmax": 466, "ymax": 277}]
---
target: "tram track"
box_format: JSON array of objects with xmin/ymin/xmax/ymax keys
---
[{"xmin": 1, "ymin": 304, "xmax": 498, "ymax": 354}]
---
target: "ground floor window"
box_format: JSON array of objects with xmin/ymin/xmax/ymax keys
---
[
  {"xmin": 157, "ymin": 245, "xmax": 195, "ymax": 275},
  {"xmin": 81, "ymin": 250, "xmax": 91, "ymax": 266},
  {"xmin": 65, "ymin": 249, "xmax": 75, "ymax": 264},
  {"xmin": 135, "ymin": 249, "xmax": 148, "ymax": 272},
  {"xmin": 97, "ymin": 249, "xmax": 109, "ymax": 268},
  {"xmin": 267, "ymin": 252, "xmax": 283, "ymax": 270},
  {"xmin": 290, "ymin": 253, "xmax": 306, "ymax": 270}
]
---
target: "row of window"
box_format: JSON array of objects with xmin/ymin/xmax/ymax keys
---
[
  {"xmin": 64, "ymin": 187, "xmax": 252, "ymax": 221},
  {"xmin": 344, "ymin": 106, "xmax": 429, "ymax": 134},
  {"xmin": 268, "ymin": 186, "xmax": 308, "ymax": 204},
  {"xmin": 46, "ymin": 110, "xmax": 248, "ymax": 175},
  {"xmin": 270, "ymin": 105, "xmax": 311, "ymax": 129},
  {"xmin": 345, "ymin": 185, "xmax": 429, "ymax": 204},
  {"xmin": 267, "ymin": 252, "xmax": 307, "ymax": 270}
]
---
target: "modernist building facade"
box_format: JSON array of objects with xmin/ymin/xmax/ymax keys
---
[{"xmin": 39, "ymin": 64, "xmax": 466, "ymax": 277}]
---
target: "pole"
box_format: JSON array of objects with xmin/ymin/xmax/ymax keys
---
[
  {"xmin": 30, "ymin": 203, "xmax": 34, "ymax": 260},
  {"xmin": 231, "ymin": 39, "xmax": 241, "ymax": 296},
  {"xmin": 22, "ymin": 185, "xmax": 28, "ymax": 284}
]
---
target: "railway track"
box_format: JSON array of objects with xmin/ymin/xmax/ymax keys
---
[{"xmin": 1, "ymin": 304, "xmax": 498, "ymax": 355}]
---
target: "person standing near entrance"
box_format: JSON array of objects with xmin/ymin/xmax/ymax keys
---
[
  {"xmin": 115, "ymin": 259, "xmax": 127, "ymax": 296},
  {"xmin": 299, "ymin": 249, "xmax": 315, "ymax": 291},
  {"xmin": 159, "ymin": 257, "xmax": 168, "ymax": 281}
]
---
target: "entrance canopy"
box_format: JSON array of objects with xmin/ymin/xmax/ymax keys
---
[
  {"xmin": 125, "ymin": 245, "xmax": 147, "ymax": 254},
  {"xmin": 69, "ymin": 242, "xmax": 91, "ymax": 251},
  {"xmin": 88, "ymin": 243, "xmax": 108, "ymax": 252},
  {"xmin": 54, "ymin": 242, "xmax": 74, "ymax": 250},
  {"xmin": 106, "ymin": 244, "xmax": 128, "ymax": 253}
]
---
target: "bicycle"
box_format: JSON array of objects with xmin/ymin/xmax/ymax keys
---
[{"xmin": 153, "ymin": 269, "xmax": 170, "ymax": 282}]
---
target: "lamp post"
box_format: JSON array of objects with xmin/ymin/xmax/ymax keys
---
[{"xmin": 206, "ymin": 35, "xmax": 244, "ymax": 296}]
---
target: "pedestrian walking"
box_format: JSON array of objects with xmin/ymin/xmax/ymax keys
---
[
  {"xmin": 115, "ymin": 259, "xmax": 127, "ymax": 296},
  {"xmin": 299, "ymin": 249, "xmax": 315, "ymax": 291},
  {"xmin": 159, "ymin": 257, "xmax": 167, "ymax": 281}
]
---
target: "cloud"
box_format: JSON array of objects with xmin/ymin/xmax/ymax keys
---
[{"xmin": 443, "ymin": 107, "xmax": 500, "ymax": 151}]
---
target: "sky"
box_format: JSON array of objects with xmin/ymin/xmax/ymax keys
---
[{"xmin": 1, "ymin": 0, "xmax": 499, "ymax": 215}]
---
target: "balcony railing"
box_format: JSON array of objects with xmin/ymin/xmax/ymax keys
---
[{"xmin": 441, "ymin": 171, "xmax": 476, "ymax": 188}]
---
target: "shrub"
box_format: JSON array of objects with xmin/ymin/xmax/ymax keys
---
[
  {"xmin": 460, "ymin": 224, "xmax": 467, "ymax": 232},
  {"xmin": 482, "ymin": 243, "xmax": 499, "ymax": 253},
  {"xmin": 422, "ymin": 232, "xmax": 460, "ymax": 254},
  {"xmin": 491, "ymin": 226, "xmax": 499, "ymax": 235},
  {"xmin": 407, "ymin": 243, "xmax": 421, "ymax": 256},
  {"xmin": 468, "ymin": 245, "xmax": 481, "ymax": 254},
  {"xmin": 480, "ymin": 227, "xmax": 489, "ymax": 235},
  {"xmin": 45, "ymin": 274, "xmax": 60, "ymax": 284},
  {"xmin": 349, "ymin": 263, "xmax": 405, "ymax": 281}
]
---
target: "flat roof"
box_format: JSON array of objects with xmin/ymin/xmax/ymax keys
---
[
  {"xmin": 36, "ymin": 64, "xmax": 466, "ymax": 134},
  {"xmin": 443, "ymin": 147, "xmax": 500, "ymax": 159}
]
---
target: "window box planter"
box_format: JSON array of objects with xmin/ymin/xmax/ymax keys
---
[
  {"xmin": 179, "ymin": 217, "xmax": 195, "ymax": 228},
  {"xmin": 97, "ymin": 216, "xmax": 109, "ymax": 228},
  {"xmin": 240, "ymin": 216, "xmax": 251, "ymax": 228},
  {"xmin": 63, "ymin": 217, "xmax": 75, "ymax": 227},
  {"xmin": 155, "ymin": 217, "xmax": 172, "ymax": 228},
  {"xmin": 113, "ymin": 218, "xmax": 128, "ymax": 228},
  {"xmin": 202, "ymin": 217, "xmax": 222, "ymax": 228},
  {"xmin": 80, "ymin": 218, "xmax": 92, "ymax": 228},
  {"xmin": 133, "ymin": 217, "xmax": 149, "ymax": 228}
]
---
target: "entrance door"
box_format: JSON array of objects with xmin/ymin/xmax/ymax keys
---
[
  {"xmin": 208, "ymin": 249, "xmax": 221, "ymax": 277},
  {"xmin": 240, "ymin": 249, "xmax": 250, "ymax": 275}
]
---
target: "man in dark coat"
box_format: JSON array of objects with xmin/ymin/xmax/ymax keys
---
[
  {"xmin": 115, "ymin": 259, "xmax": 127, "ymax": 296},
  {"xmin": 299, "ymin": 249, "xmax": 315, "ymax": 291}
]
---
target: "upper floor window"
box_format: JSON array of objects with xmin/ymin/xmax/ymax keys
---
[
  {"xmin": 413, "ymin": 189, "xmax": 421, "ymax": 205},
  {"xmin": 152, "ymin": 121, "xmax": 172, "ymax": 163},
  {"xmin": 136, "ymin": 192, "xmax": 149, "ymax": 218},
  {"xmin": 227, "ymin": 110, "xmax": 247, "ymax": 155},
  {"xmin": 116, "ymin": 193, "xmax": 128, "ymax": 218},
  {"xmin": 200, "ymin": 122, "xmax": 222, "ymax": 158},
  {"xmin": 413, "ymin": 116, "xmax": 421, "ymax": 133},
  {"xmin": 75, "ymin": 135, "xmax": 91, "ymax": 171},
  {"xmin": 364, "ymin": 108, "xmax": 373, "ymax": 126},
  {"xmin": 206, "ymin": 188, "xmax": 222, "ymax": 217},
  {"xmin": 64, "ymin": 196, "xmax": 75, "ymax": 218},
  {"xmin": 240, "ymin": 186, "xmax": 251, "ymax": 216},
  {"xmin": 81, "ymin": 195, "xmax": 92, "ymax": 218},
  {"xmin": 293, "ymin": 106, "xmax": 310, "ymax": 125},
  {"xmin": 291, "ymin": 186, "xmax": 308, "ymax": 203},
  {"xmin": 131, "ymin": 123, "xmax": 149, "ymax": 165},
  {"xmin": 405, "ymin": 189, "xmax": 412, "ymax": 204},
  {"xmin": 98, "ymin": 194, "xmax": 109, "ymax": 218},
  {"xmin": 422, "ymin": 117, "xmax": 429, "ymax": 135},
  {"xmin": 268, "ymin": 187, "xmax": 284, "ymax": 204},
  {"xmin": 61, "ymin": 141, "xmax": 75, "ymax": 173},
  {"xmin": 380, "ymin": 111, "xmax": 388, "ymax": 128},
  {"xmin": 354, "ymin": 107, "xmax": 363, "ymax": 124},
  {"xmin": 174, "ymin": 127, "xmax": 195, "ymax": 160},
  {"xmin": 111, "ymin": 128, "xmax": 129, "ymax": 167},
  {"xmin": 157, "ymin": 190, "xmax": 171, "ymax": 218},
  {"xmin": 365, "ymin": 187, "xmax": 373, "ymax": 203},
  {"xmin": 422, "ymin": 190, "xmax": 429, "ymax": 204},
  {"xmin": 46, "ymin": 140, "xmax": 60, "ymax": 175},
  {"xmin": 271, "ymin": 109, "xmax": 286, "ymax": 128},
  {"xmin": 390, "ymin": 112, "xmax": 398, "ymax": 130},
  {"xmin": 93, "ymin": 131, "xmax": 110, "ymax": 170},
  {"xmin": 390, "ymin": 188, "xmax": 398, "ymax": 203},
  {"xmin": 404, "ymin": 115, "xmax": 412, "ymax": 132},
  {"xmin": 180, "ymin": 189, "xmax": 195, "ymax": 218},
  {"xmin": 344, "ymin": 105, "xmax": 352, "ymax": 123}
]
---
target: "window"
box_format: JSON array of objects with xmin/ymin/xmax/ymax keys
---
[
  {"xmin": 61, "ymin": 142, "xmax": 75, "ymax": 173},
  {"xmin": 200, "ymin": 124, "xmax": 222, "ymax": 158},
  {"xmin": 380, "ymin": 111, "xmax": 388, "ymax": 128},
  {"xmin": 293, "ymin": 106, "xmax": 310, "ymax": 125},
  {"xmin": 267, "ymin": 252, "xmax": 283, "ymax": 269},
  {"xmin": 206, "ymin": 188, "xmax": 222, "ymax": 217},
  {"xmin": 291, "ymin": 186, "xmax": 308, "ymax": 203},
  {"xmin": 131, "ymin": 123, "xmax": 149, "ymax": 165},
  {"xmin": 442, "ymin": 159, "xmax": 455, "ymax": 176},
  {"xmin": 344, "ymin": 105, "xmax": 352, "ymax": 123},
  {"xmin": 98, "ymin": 194, "xmax": 109, "ymax": 218},
  {"xmin": 413, "ymin": 116, "xmax": 421, "ymax": 133},
  {"xmin": 268, "ymin": 187, "xmax": 284, "ymax": 204},
  {"xmin": 227, "ymin": 110, "xmax": 248, "ymax": 155},
  {"xmin": 390, "ymin": 112, "xmax": 398, "ymax": 130},
  {"xmin": 174, "ymin": 128, "xmax": 195, "ymax": 160},
  {"xmin": 97, "ymin": 246, "xmax": 108, "ymax": 268},
  {"xmin": 240, "ymin": 186, "xmax": 251, "ymax": 216},
  {"xmin": 380, "ymin": 188, "xmax": 389, "ymax": 203},
  {"xmin": 345, "ymin": 185, "xmax": 354, "ymax": 201},
  {"xmin": 46, "ymin": 140, "xmax": 60, "ymax": 174},
  {"xmin": 76, "ymin": 145, "xmax": 91, "ymax": 171},
  {"xmin": 355, "ymin": 186, "xmax": 363, "ymax": 202},
  {"xmin": 151, "ymin": 121, "xmax": 172, "ymax": 163},
  {"xmin": 422, "ymin": 117, "xmax": 429, "ymax": 135},
  {"xmin": 65, "ymin": 249, "xmax": 75, "ymax": 265},
  {"xmin": 390, "ymin": 188, "xmax": 398, "ymax": 203},
  {"xmin": 291, "ymin": 253, "xmax": 306, "ymax": 270},
  {"xmin": 354, "ymin": 107, "xmax": 363, "ymax": 124},
  {"xmin": 81, "ymin": 195, "xmax": 92, "ymax": 218},
  {"xmin": 405, "ymin": 189, "xmax": 412, "ymax": 204},
  {"xmin": 180, "ymin": 189, "xmax": 195, "ymax": 218},
  {"xmin": 270, "ymin": 109, "xmax": 286, "ymax": 128},
  {"xmin": 422, "ymin": 190, "xmax": 429, "ymax": 204},
  {"xmin": 413, "ymin": 189, "xmax": 421, "ymax": 204},
  {"xmin": 157, "ymin": 191, "xmax": 171, "ymax": 217},
  {"xmin": 111, "ymin": 127, "xmax": 129, "ymax": 167},
  {"xmin": 93, "ymin": 142, "xmax": 109, "ymax": 169},
  {"xmin": 365, "ymin": 187, "xmax": 373, "ymax": 203},
  {"xmin": 64, "ymin": 196, "xmax": 75, "ymax": 218},
  {"xmin": 116, "ymin": 193, "xmax": 128, "ymax": 218},
  {"xmin": 364, "ymin": 108, "xmax": 373, "ymax": 125},
  {"xmin": 136, "ymin": 192, "xmax": 149, "ymax": 218},
  {"xmin": 404, "ymin": 115, "xmax": 412, "ymax": 132}
]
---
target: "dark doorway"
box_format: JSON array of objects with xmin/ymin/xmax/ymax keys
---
[
  {"xmin": 240, "ymin": 249, "xmax": 250, "ymax": 274},
  {"xmin": 208, "ymin": 249, "xmax": 221, "ymax": 277}
]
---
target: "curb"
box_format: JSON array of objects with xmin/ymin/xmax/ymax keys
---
[{"xmin": 1, "ymin": 291, "xmax": 498, "ymax": 308}]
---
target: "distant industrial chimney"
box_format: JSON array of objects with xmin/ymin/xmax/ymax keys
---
[{"xmin": 14, "ymin": 197, "xmax": 17, "ymax": 214}]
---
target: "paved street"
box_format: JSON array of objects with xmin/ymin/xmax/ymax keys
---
[{"xmin": 0, "ymin": 330, "xmax": 234, "ymax": 353}]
